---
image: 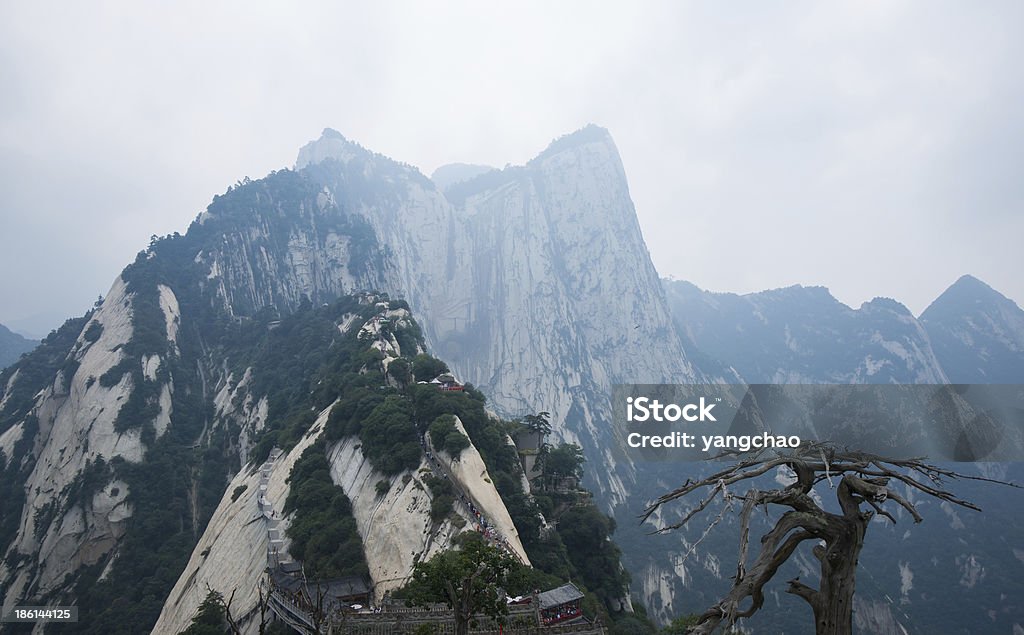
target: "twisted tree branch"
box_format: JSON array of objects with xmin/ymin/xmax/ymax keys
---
[{"xmin": 641, "ymin": 443, "xmax": 1017, "ymax": 635}]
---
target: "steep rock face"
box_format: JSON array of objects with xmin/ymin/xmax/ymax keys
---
[
  {"xmin": 152, "ymin": 402, "xmax": 330, "ymax": 635},
  {"xmin": 324, "ymin": 313, "xmax": 528, "ymax": 593},
  {"xmin": 298, "ymin": 127, "xmax": 700, "ymax": 505},
  {"xmin": 150, "ymin": 463, "xmax": 269, "ymax": 635},
  {"xmin": 328, "ymin": 431, "xmax": 526, "ymax": 596},
  {"xmin": 851, "ymin": 596, "xmax": 906, "ymax": 635},
  {"xmin": 921, "ymin": 274, "xmax": 1024, "ymax": 383},
  {"xmin": 211, "ymin": 370, "xmax": 268, "ymax": 468},
  {"xmin": 429, "ymin": 416, "xmax": 529, "ymax": 565},
  {"xmin": 295, "ymin": 129, "xmax": 705, "ymax": 624},
  {"xmin": 327, "ymin": 437, "xmax": 457, "ymax": 597},
  {"xmin": 1, "ymin": 170, "xmax": 391, "ymax": 629},
  {"xmin": 663, "ymin": 279, "xmax": 949, "ymax": 384},
  {"xmin": 155, "ymin": 305, "xmax": 529, "ymax": 632},
  {"xmin": 193, "ymin": 169, "xmax": 385, "ymax": 319},
  {"xmin": 1, "ymin": 277, "xmax": 145, "ymax": 609}
]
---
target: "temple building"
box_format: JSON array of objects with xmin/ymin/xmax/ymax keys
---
[{"xmin": 538, "ymin": 582, "xmax": 584, "ymax": 625}]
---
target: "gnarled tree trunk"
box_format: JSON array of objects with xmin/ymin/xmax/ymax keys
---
[
  {"xmin": 641, "ymin": 445, "xmax": 1000, "ymax": 635},
  {"xmin": 787, "ymin": 479, "xmax": 870, "ymax": 635}
]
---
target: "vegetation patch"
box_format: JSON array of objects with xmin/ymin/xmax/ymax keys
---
[
  {"xmin": 428, "ymin": 415, "xmax": 470, "ymax": 458},
  {"xmin": 283, "ymin": 440, "xmax": 368, "ymax": 579},
  {"xmin": 423, "ymin": 474, "xmax": 454, "ymax": 523},
  {"xmin": 83, "ymin": 321, "xmax": 104, "ymax": 343}
]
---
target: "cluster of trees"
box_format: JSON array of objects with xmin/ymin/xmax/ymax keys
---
[
  {"xmin": 283, "ymin": 441, "xmax": 367, "ymax": 579},
  {"xmin": 411, "ymin": 353, "xmax": 449, "ymax": 382},
  {"xmin": 401, "ymin": 519, "xmax": 662, "ymax": 635},
  {"xmin": 397, "ymin": 534, "xmax": 528, "ymax": 635},
  {"xmin": 540, "ymin": 442, "xmax": 585, "ymax": 481},
  {"xmin": 178, "ymin": 590, "xmax": 230, "ymax": 635},
  {"xmin": 424, "ymin": 474, "xmax": 456, "ymax": 523},
  {"xmin": 429, "ymin": 415, "xmax": 471, "ymax": 457},
  {"xmin": 396, "ymin": 393, "xmax": 635, "ymax": 628},
  {"xmin": 337, "ymin": 394, "xmax": 421, "ymax": 475}
]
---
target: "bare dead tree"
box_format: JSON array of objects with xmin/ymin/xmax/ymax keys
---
[
  {"xmin": 642, "ymin": 443, "xmax": 1018, "ymax": 635},
  {"xmin": 298, "ymin": 577, "xmax": 336, "ymax": 635},
  {"xmin": 205, "ymin": 583, "xmax": 242, "ymax": 635},
  {"xmin": 257, "ymin": 575, "xmax": 271, "ymax": 635}
]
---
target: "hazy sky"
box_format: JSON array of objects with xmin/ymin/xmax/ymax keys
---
[{"xmin": 2, "ymin": 2, "xmax": 1022, "ymax": 337}]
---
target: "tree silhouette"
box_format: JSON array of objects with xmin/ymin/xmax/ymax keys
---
[
  {"xmin": 522, "ymin": 411, "xmax": 552, "ymax": 436},
  {"xmin": 402, "ymin": 535, "xmax": 516, "ymax": 635},
  {"xmin": 544, "ymin": 443, "xmax": 585, "ymax": 481},
  {"xmin": 643, "ymin": 443, "xmax": 1017, "ymax": 635}
]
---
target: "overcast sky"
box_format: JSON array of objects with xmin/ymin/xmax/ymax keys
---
[{"xmin": 2, "ymin": 2, "xmax": 1022, "ymax": 337}]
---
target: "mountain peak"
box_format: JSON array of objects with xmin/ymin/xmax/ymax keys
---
[
  {"xmin": 862, "ymin": 296, "xmax": 913, "ymax": 316},
  {"xmin": 779, "ymin": 284, "xmax": 833, "ymax": 298},
  {"xmin": 530, "ymin": 124, "xmax": 615, "ymax": 164},
  {"xmin": 320, "ymin": 127, "xmax": 346, "ymax": 141},
  {"xmin": 295, "ymin": 128, "xmax": 363, "ymax": 170},
  {"xmin": 946, "ymin": 272, "xmax": 995, "ymax": 292},
  {"xmin": 747, "ymin": 284, "xmax": 840, "ymax": 307},
  {"xmin": 921, "ymin": 274, "xmax": 1014, "ymax": 322},
  {"xmin": 920, "ymin": 274, "xmax": 1024, "ymax": 382}
]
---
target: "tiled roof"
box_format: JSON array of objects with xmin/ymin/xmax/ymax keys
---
[{"xmin": 538, "ymin": 583, "xmax": 583, "ymax": 609}]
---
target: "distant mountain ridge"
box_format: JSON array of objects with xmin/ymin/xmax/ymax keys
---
[
  {"xmin": 664, "ymin": 275, "xmax": 1024, "ymax": 385},
  {"xmin": 921, "ymin": 274, "xmax": 1024, "ymax": 383},
  {"xmin": 661, "ymin": 275, "xmax": 1024, "ymax": 633},
  {"xmin": 0, "ymin": 323, "xmax": 37, "ymax": 369},
  {"xmin": 430, "ymin": 162, "xmax": 497, "ymax": 191},
  {"xmin": 662, "ymin": 280, "xmax": 949, "ymax": 384}
]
